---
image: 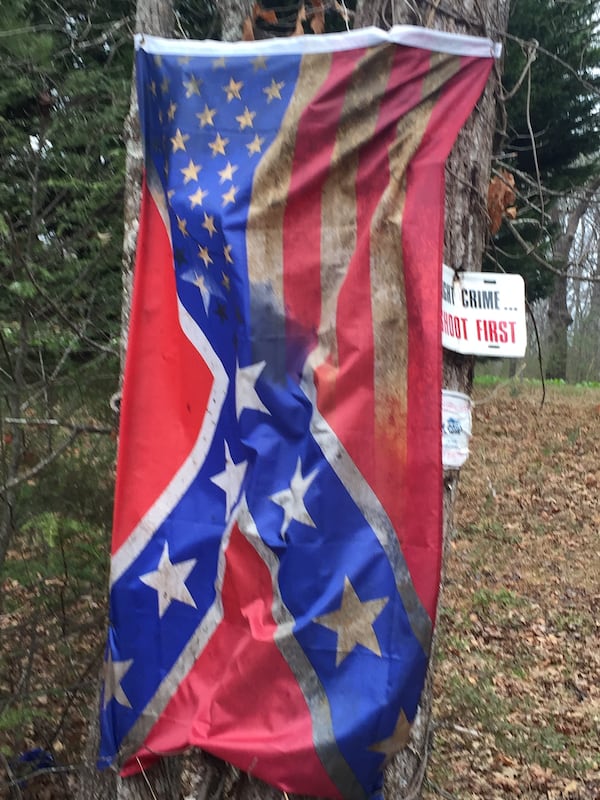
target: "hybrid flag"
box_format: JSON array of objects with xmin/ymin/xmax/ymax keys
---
[{"xmin": 100, "ymin": 25, "xmax": 498, "ymax": 800}]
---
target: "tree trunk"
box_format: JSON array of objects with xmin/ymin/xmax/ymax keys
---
[
  {"xmin": 88, "ymin": 2, "xmax": 509, "ymax": 798},
  {"xmin": 77, "ymin": 2, "xmax": 176, "ymax": 799},
  {"xmin": 120, "ymin": 0, "xmax": 175, "ymax": 365},
  {"xmin": 581, "ymin": 233, "xmax": 600, "ymax": 380},
  {"xmin": 544, "ymin": 182, "xmax": 600, "ymax": 381},
  {"xmin": 545, "ymin": 203, "xmax": 573, "ymax": 380},
  {"xmin": 545, "ymin": 272, "xmax": 571, "ymax": 381},
  {"xmin": 219, "ymin": 0, "xmax": 254, "ymax": 41},
  {"xmin": 174, "ymin": 0, "xmax": 511, "ymax": 793},
  {"xmin": 356, "ymin": 1, "xmax": 510, "ymax": 796}
]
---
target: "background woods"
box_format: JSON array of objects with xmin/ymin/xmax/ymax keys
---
[{"xmin": 0, "ymin": 1, "xmax": 599, "ymax": 799}]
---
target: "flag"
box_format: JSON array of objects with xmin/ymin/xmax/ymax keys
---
[{"xmin": 100, "ymin": 25, "xmax": 498, "ymax": 800}]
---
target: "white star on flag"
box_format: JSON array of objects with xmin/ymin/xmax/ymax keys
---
[
  {"xmin": 369, "ymin": 709, "xmax": 411, "ymax": 758},
  {"xmin": 210, "ymin": 441, "xmax": 247, "ymax": 520},
  {"xmin": 315, "ymin": 577, "xmax": 389, "ymax": 666},
  {"xmin": 140, "ymin": 542, "xmax": 198, "ymax": 618},
  {"xmin": 191, "ymin": 272, "xmax": 211, "ymax": 314},
  {"xmin": 103, "ymin": 651, "xmax": 133, "ymax": 709},
  {"xmin": 270, "ymin": 457, "xmax": 318, "ymax": 538},
  {"xmin": 235, "ymin": 360, "xmax": 270, "ymax": 419}
]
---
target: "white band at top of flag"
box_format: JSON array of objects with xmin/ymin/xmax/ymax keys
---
[{"xmin": 135, "ymin": 25, "xmax": 502, "ymax": 60}]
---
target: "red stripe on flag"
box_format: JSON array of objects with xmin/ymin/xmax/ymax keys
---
[
  {"xmin": 401, "ymin": 55, "xmax": 494, "ymax": 617},
  {"xmin": 281, "ymin": 44, "xmax": 448, "ymax": 620},
  {"xmin": 282, "ymin": 50, "xmax": 363, "ymax": 369},
  {"xmin": 322, "ymin": 45, "xmax": 432, "ymax": 493},
  {"xmin": 112, "ymin": 179, "xmax": 213, "ymax": 553},
  {"xmin": 130, "ymin": 524, "xmax": 342, "ymax": 798}
]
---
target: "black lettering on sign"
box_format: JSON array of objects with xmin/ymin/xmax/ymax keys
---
[
  {"xmin": 461, "ymin": 288, "xmax": 500, "ymax": 310},
  {"xmin": 442, "ymin": 281, "xmax": 455, "ymax": 304}
]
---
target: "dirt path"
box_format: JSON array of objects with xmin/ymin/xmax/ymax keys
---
[{"xmin": 424, "ymin": 381, "xmax": 600, "ymax": 799}]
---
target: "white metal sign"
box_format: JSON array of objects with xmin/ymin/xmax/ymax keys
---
[{"xmin": 442, "ymin": 265, "xmax": 527, "ymax": 357}]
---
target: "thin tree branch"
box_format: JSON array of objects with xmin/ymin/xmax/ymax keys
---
[
  {"xmin": 506, "ymin": 220, "xmax": 600, "ymax": 283},
  {"xmin": 4, "ymin": 417, "xmax": 113, "ymax": 435},
  {"xmin": 501, "ymin": 39, "xmax": 537, "ymax": 101},
  {"xmin": 1, "ymin": 429, "xmax": 80, "ymax": 493},
  {"xmin": 524, "ymin": 61, "xmax": 545, "ymax": 238}
]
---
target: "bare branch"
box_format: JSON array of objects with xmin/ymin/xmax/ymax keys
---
[
  {"xmin": 4, "ymin": 417, "xmax": 113, "ymax": 435},
  {"xmin": 501, "ymin": 39, "xmax": 537, "ymax": 102},
  {"xmin": 505, "ymin": 220, "xmax": 600, "ymax": 283},
  {"xmin": 1, "ymin": 429, "xmax": 80, "ymax": 493}
]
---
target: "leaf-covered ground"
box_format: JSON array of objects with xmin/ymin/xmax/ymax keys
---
[{"xmin": 424, "ymin": 381, "xmax": 600, "ymax": 800}]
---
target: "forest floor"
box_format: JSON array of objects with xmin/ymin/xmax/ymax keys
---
[{"xmin": 424, "ymin": 380, "xmax": 600, "ymax": 800}]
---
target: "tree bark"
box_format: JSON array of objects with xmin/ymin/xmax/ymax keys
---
[
  {"xmin": 219, "ymin": 0, "xmax": 254, "ymax": 42},
  {"xmin": 77, "ymin": 2, "xmax": 176, "ymax": 799},
  {"xmin": 545, "ymin": 269, "xmax": 571, "ymax": 381},
  {"xmin": 546, "ymin": 200, "xmax": 576, "ymax": 381},
  {"xmin": 355, "ymin": 2, "xmax": 509, "ymax": 795},
  {"xmin": 120, "ymin": 0, "xmax": 175, "ymax": 367},
  {"xmin": 544, "ymin": 180, "xmax": 600, "ymax": 380},
  {"xmin": 90, "ymin": 2, "xmax": 509, "ymax": 798},
  {"xmin": 186, "ymin": 2, "xmax": 509, "ymax": 799},
  {"xmin": 580, "ymin": 229, "xmax": 600, "ymax": 381}
]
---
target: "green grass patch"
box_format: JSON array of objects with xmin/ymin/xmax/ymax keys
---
[
  {"xmin": 472, "ymin": 587, "xmax": 527, "ymax": 613},
  {"xmin": 458, "ymin": 519, "xmax": 522, "ymax": 545}
]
